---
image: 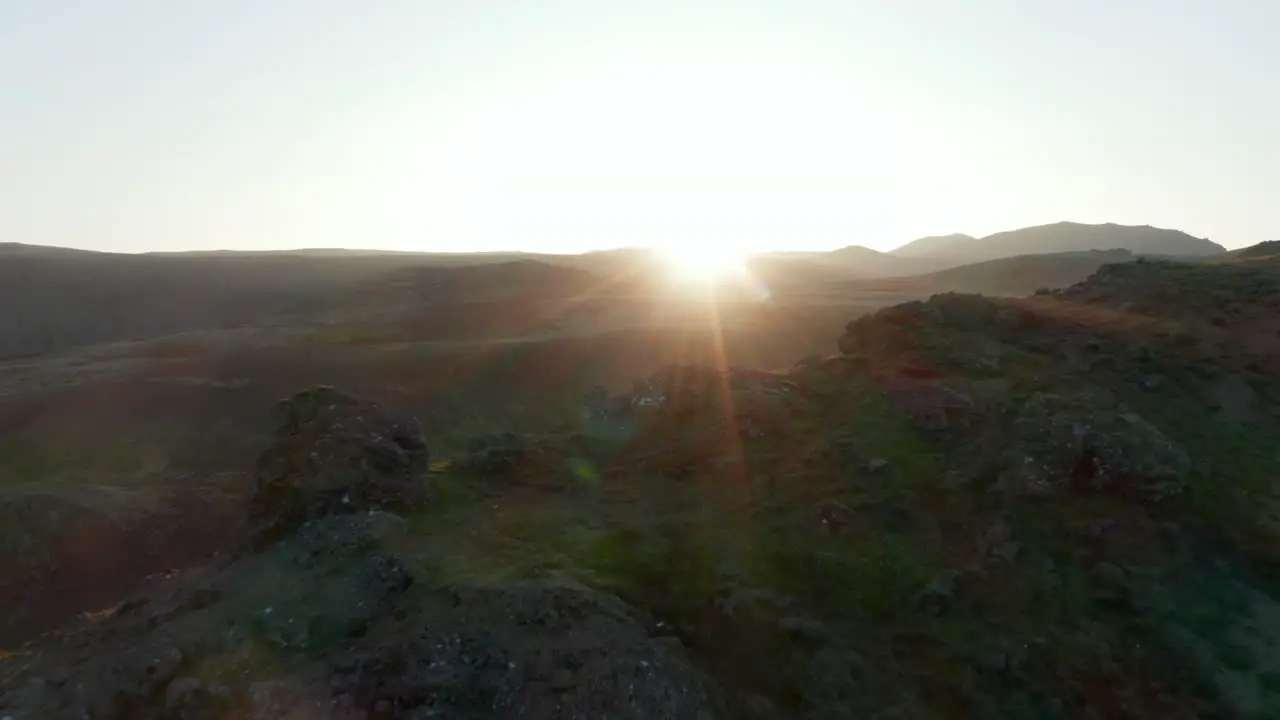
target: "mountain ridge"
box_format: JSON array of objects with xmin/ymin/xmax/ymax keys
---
[{"xmin": 889, "ymin": 221, "xmax": 1224, "ymax": 262}]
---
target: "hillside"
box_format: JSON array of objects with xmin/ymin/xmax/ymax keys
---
[
  {"xmin": 0, "ymin": 249, "xmax": 410, "ymax": 359},
  {"xmin": 1229, "ymin": 240, "xmax": 1280, "ymax": 260},
  {"xmin": 846, "ymin": 250, "xmax": 1137, "ymax": 297},
  {"xmin": 0, "ymin": 247, "xmax": 639, "ymax": 359},
  {"xmin": 0, "ymin": 244, "xmax": 877, "ymax": 359},
  {"xmin": 2, "ymin": 254, "xmax": 1279, "ymax": 717},
  {"xmin": 891, "ymin": 222, "xmax": 1225, "ymax": 264},
  {"xmin": 333, "ymin": 260, "xmax": 609, "ymax": 306}
]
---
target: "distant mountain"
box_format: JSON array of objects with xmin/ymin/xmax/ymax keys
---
[
  {"xmin": 890, "ymin": 223, "xmax": 1225, "ymax": 264},
  {"xmin": 742, "ymin": 255, "xmax": 867, "ymax": 288},
  {"xmin": 826, "ymin": 245, "xmax": 944, "ymax": 276},
  {"xmin": 826, "ymin": 245, "xmax": 892, "ymax": 262},
  {"xmin": 885, "ymin": 234, "xmax": 977, "ymax": 259},
  {"xmin": 760, "ymin": 245, "xmax": 936, "ymax": 278}
]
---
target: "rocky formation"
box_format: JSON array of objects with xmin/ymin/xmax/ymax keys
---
[
  {"xmin": 0, "ymin": 512, "xmax": 718, "ymax": 719},
  {"xmin": 1052, "ymin": 256, "xmax": 1280, "ymax": 320},
  {"xmin": 249, "ymin": 387, "xmax": 430, "ymax": 547},
  {"xmin": 1, "ymin": 388, "xmax": 720, "ymax": 719},
  {"xmin": 1005, "ymin": 392, "xmax": 1190, "ymax": 501}
]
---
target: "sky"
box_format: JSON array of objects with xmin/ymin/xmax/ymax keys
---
[{"xmin": 1, "ymin": 1, "xmax": 1276, "ymax": 255}]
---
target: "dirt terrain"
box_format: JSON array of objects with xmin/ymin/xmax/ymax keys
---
[{"xmin": 2, "ymin": 251, "xmax": 1279, "ymax": 717}]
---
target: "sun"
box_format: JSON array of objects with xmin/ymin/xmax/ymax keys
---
[{"xmin": 658, "ymin": 245, "xmax": 747, "ymax": 279}]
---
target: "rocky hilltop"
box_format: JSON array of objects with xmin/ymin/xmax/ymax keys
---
[{"xmin": 3, "ymin": 252, "xmax": 1279, "ymax": 718}]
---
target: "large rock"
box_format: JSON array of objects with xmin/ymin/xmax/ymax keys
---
[
  {"xmin": 1006, "ymin": 393, "xmax": 1191, "ymax": 501},
  {"xmin": 248, "ymin": 387, "xmax": 429, "ymax": 547},
  {"xmin": 288, "ymin": 580, "xmax": 722, "ymax": 719},
  {"xmin": 0, "ymin": 515, "xmax": 721, "ymax": 719},
  {"xmin": 0, "ymin": 511, "xmax": 415, "ymax": 720}
]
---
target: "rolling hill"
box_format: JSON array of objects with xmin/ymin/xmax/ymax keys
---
[
  {"xmin": 0, "ymin": 245, "xmax": 547, "ymax": 359},
  {"xmin": 883, "ymin": 233, "xmax": 976, "ymax": 259},
  {"xmin": 760, "ymin": 245, "xmax": 936, "ymax": 278},
  {"xmin": 845, "ymin": 249, "xmax": 1138, "ymax": 297}
]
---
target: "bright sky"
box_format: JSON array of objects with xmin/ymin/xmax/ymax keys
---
[{"xmin": 1, "ymin": 1, "xmax": 1275, "ymax": 254}]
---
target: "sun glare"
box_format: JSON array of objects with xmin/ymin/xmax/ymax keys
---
[{"xmin": 660, "ymin": 246, "xmax": 747, "ymax": 279}]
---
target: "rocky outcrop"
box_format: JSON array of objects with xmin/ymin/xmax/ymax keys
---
[
  {"xmin": 1053, "ymin": 256, "xmax": 1280, "ymax": 322},
  {"xmin": 283, "ymin": 580, "xmax": 721, "ymax": 719},
  {"xmin": 0, "ymin": 511, "xmax": 415, "ymax": 720},
  {"xmin": 0, "ymin": 512, "xmax": 720, "ymax": 719},
  {"xmin": 1, "ymin": 387, "xmax": 721, "ymax": 719},
  {"xmin": 248, "ymin": 387, "xmax": 429, "ymax": 547},
  {"xmin": 1005, "ymin": 393, "xmax": 1190, "ymax": 501}
]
